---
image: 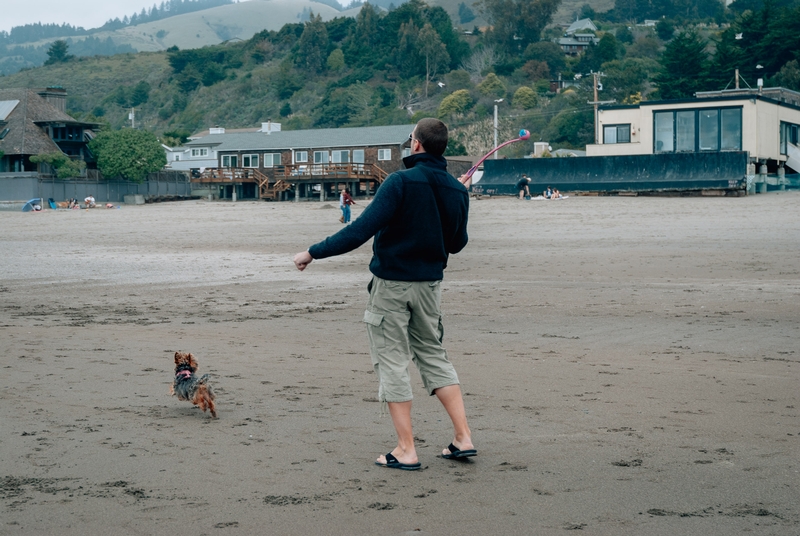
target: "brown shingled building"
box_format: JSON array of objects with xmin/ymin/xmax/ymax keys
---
[{"xmin": 0, "ymin": 87, "xmax": 97, "ymax": 174}]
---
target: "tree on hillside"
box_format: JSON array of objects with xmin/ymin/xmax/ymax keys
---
[
  {"xmin": 523, "ymin": 41, "xmax": 565, "ymax": 76},
  {"xmin": 44, "ymin": 40, "xmax": 73, "ymax": 65},
  {"xmin": 705, "ymin": 29, "xmax": 746, "ymax": 91},
  {"xmin": 418, "ymin": 23, "xmax": 450, "ymax": 98},
  {"xmin": 297, "ymin": 12, "xmax": 329, "ymax": 74},
  {"xmin": 654, "ymin": 31, "xmax": 709, "ymax": 99},
  {"xmin": 342, "ymin": 3, "xmax": 382, "ymax": 67},
  {"xmin": 89, "ymin": 129, "xmax": 166, "ymax": 183},
  {"xmin": 130, "ymin": 81, "xmax": 151, "ymax": 107},
  {"xmin": 577, "ymin": 33, "xmax": 623, "ymax": 73},
  {"xmin": 477, "ymin": 0, "xmax": 562, "ymax": 54},
  {"xmin": 396, "ymin": 19, "xmax": 421, "ymax": 78}
]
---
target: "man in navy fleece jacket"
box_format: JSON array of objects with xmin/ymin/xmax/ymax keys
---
[{"xmin": 293, "ymin": 118, "xmax": 476, "ymax": 470}]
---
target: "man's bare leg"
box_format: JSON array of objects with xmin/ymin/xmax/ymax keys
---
[
  {"xmin": 434, "ymin": 384, "xmax": 474, "ymax": 454},
  {"xmin": 376, "ymin": 400, "xmax": 419, "ymax": 465}
]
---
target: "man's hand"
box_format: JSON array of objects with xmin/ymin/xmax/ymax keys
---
[
  {"xmin": 293, "ymin": 251, "xmax": 313, "ymax": 271},
  {"xmin": 458, "ymin": 174, "xmax": 472, "ymax": 188}
]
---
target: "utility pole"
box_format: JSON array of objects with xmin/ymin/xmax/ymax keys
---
[
  {"xmin": 587, "ymin": 72, "xmax": 615, "ymax": 144},
  {"xmin": 493, "ymin": 98, "xmax": 503, "ymax": 158}
]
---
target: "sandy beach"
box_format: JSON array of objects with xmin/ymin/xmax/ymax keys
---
[{"xmin": 1, "ymin": 192, "xmax": 798, "ymax": 535}]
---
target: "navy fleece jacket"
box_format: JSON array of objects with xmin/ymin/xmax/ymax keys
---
[{"xmin": 308, "ymin": 152, "xmax": 469, "ymax": 281}]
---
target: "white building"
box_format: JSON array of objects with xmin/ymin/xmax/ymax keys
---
[{"xmin": 586, "ymin": 87, "xmax": 800, "ymax": 175}]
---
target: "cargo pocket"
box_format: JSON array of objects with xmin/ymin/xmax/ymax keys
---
[{"xmin": 363, "ymin": 310, "xmax": 386, "ymax": 350}]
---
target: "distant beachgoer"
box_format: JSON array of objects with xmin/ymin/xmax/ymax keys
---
[
  {"xmin": 516, "ymin": 175, "xmax": 531, "ymax": 199},
  {"xmin": 340, "ymin": 187, "xmax": 356, "ymax": 223},
  {"xmin": 84, "ymin": 195, "xmax": 96, "ymax": 208}
]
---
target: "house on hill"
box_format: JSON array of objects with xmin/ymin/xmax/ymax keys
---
[
  {"xmin": 557, "ymin": 18, "xmax": 599, "ymax": 56},
  {"xmin": 182, "ymin": 124, "xmax": 419, "ymax": 201},
  {"xmin": 0, "ymin": 87, "xmax": 97, "ymax": 174}
]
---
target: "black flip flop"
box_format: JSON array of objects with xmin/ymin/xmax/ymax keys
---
[
  {"xmin": 375, "ymin": 452, "xmax": 421, "ymax": 471},
  {"xmin": 441, "ymin": 443, "xmax": 477, "ymax": 459}
]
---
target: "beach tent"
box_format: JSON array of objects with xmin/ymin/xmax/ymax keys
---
[{"xmin": 21, "ymin": 198, "xmax": 42, "ymax": 212}]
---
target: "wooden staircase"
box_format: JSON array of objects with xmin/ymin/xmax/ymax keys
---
[{"xmin": 259, "ymin": 178, "xmax": 292, "ymax": 200}]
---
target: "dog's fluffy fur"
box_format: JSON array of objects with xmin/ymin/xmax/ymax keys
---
[{"xmin": 171, "ymin": 352, "xmax": 217, "ymax": 418}]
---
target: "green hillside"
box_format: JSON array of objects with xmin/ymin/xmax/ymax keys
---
[{"xmin": 2, "ymin": 0, "xmax": 797, "ymax": 157}]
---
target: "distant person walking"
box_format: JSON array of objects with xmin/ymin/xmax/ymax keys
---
[{"xmin": 339, "ymin": 187, "xmax": 355, "ymax": 223}]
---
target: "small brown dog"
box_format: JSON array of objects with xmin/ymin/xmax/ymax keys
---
[{"xmin": 171, "ymin": 352, "xmax": 217, "ymax": 418}]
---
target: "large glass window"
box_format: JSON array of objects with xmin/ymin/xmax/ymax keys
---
[
  {"xmin": 654, "ymin": 112, "xmax": 674, "ymax": 153},
  {"xmin": 675, "ymin": 111, "xmax": 695, "ymax": 152},
  {"xmin": 720, "ymin": 109, "xmax": 741, "ymax": 150},
  {"xmin": 352, "ymin": 150, "xmax": 365, "ymax": 163},
  {"xmin": 295, "ymin": 151, "xmax": 308, "ymax": 163},
  {"xmin": 221, "ymin": 155, "xmax": 238, "ymax": 167},
  {"xmin": 378, "ymin": 149, "xmax": 391, "ymax": 161},
  {"xmin": 314, "ymin": 151, "xmax": 328, "ymax": 164},
  {"xmin": 699, "ymin": 109, "xmax": 719, "ymax": 151},
  {"xmin": 191, "ymin": 148, "xmax": 208, "ymax": 157},
  {"xmin": 654, "ymin": 107, "xmax": 740, "ymax": 153}
]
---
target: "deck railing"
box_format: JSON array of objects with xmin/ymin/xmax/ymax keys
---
[{"xmin": 192, "ymin": 164, "xmax": 388, "ymax": 184}]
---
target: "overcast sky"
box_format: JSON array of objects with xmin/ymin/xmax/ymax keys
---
[{"xmin": 1, "ymin": 0, "xmax": 345, "ymax": 34}]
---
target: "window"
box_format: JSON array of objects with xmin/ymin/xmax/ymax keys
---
[
  {"xmin": 780, "ymin": 122, "xmax": 799, "ymax": 155},
  {"xmin": 331, "ymin": 150, "xmax": 350, "ymax": 163},
  {"xmin": 720, "ymin": 109, "xmax": 741, "ymax": 151},
  {"xmin": 242, "ymin": 154, "xmax": 258, "ymax": 168},
  {"xmin": 603, "ymin": 124, "xmax": 630, "ymax": 144},
  {"xmin": 314, "ymin": 151, "xmax": 329, "ymax": 164},
  {"xmin": 699, "ymin": 109, "xmax": 719, "ymax": 151},
  {"xmin": 175, "ymin": 155, "xmax": 180, "ymax": 161},
  {"xmin": 378, "ymin": 148, "xmax": 391, "ymax": 161},
  {"xmin": 263, "ymin": 153, "xmax": 281, "ymax": 167},
  {"xmin": 654, "ymin": 112, "xmax": 674, "ymax": 153},
  {"xmin": 402, "ymin": 148, "xmax": 411, "ymax": 157},
  {"xmin": 295, "ymin": 151, "xmax": 308, "ymax": 163},
  {"xmin": 675, "ymin": 111, "xmax": 695, "ymax": 152},
  {"xmin": 352, "ymin": 150, "xmax": 365, "ymax": 163},
  {"xmin": 653, "ymin": 107, "xmax": 741, "ymax": 153},
  {"xmin": 221, "ymin": 155, "xmax": 238, "ymax": 168},
  {"xmin": 191, "ymin": 148, "xmax": 208, "ymax": 157}
]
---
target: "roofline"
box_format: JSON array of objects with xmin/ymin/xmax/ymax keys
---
[
  {"xmin": 213, "ymin": 141, "xmax": 406, "ymax": 152},
  {"xmin": 600, "ymin": 92, "xmax": 800, "ymax": 113}
]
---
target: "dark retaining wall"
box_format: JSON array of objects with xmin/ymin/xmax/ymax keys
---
[
  {"xmin": 0, "ymin": 171, "xmax": 191, "ymax": 203},
  {"xmin": 472, "ymin": 152, "xmax": 749, "ymax": 195}
]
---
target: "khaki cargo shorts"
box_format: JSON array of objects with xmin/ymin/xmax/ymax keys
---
[{"xmin": 362, "ymin": 276, "xmax": 459, "ymax": 403}]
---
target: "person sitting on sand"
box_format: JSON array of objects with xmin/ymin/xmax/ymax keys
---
[{"xmin": 84, "ymin": 195, "xmax": 96, "ymax": 208}]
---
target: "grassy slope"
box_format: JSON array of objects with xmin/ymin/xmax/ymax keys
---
[{"xmin": 5, "ymin": 0, "xmax": 347, "ymax": 53}]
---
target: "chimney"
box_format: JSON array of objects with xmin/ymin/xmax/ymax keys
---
[
  {"xmin": 261, "ymin": 120, "xmax": 281, "ymax": 134},
  {"xmin": 37, "ymin": 87, "xmax": 67, "ymax": 113}
]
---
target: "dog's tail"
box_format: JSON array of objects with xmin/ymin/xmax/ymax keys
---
[{"xmin": 198, "ymin": 373, "xmax": 210, "ymax": 385}]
